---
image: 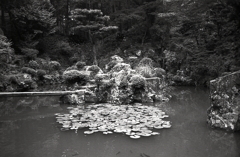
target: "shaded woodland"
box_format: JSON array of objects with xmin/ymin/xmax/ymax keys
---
[{"xmin": 1, "ymin": 0, "xmax": 240, "ymax": 89}]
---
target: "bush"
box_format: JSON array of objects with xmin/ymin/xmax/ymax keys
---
[
  {"xmin": 63, "ymin": 70, "xmax": 90, "ymax": 85},
  {"xmin": 49, "ymin": 61, "xmax": 61, "ymax": 70},
  {"xmin": 22, "ymin": 67, "xmax": 37, "ymax": 76},
  {"xmin": 136, "ymin": 66, "xmax": 153, "ymax": 78},
  {"xmin": 153, "ymin": 68, "xmax": 166, "ymax": 78},
  {"xmin": 20, "ymin": 48, "xmax": 39, "ymax": 60},
  {"xmin": 106, "ymin": 60, "xmax": 118, "ymax": 71},
  {"xmin": 111, "ymin": 55, "xmax": 123, "ymax": 63},
  {"xmin": 75, "ymin": 61, "xmax": 86, "ymax": 70},
  {"xmin": 88, "ymin": 65, "xmax": 102, "ymax": 73},
  {"xmin": 28, "ymin": 60, "xmax": 39, "ymax": 69},
  {"xmin": 36, "ymin": 69, "xmax": 47, "ymax": 79},
  {"xmin": 65, "ymin": 66, "xmax": 78, "ymax": 71},
  {"xmin": 138, "ymin": 57, "xmax": 153, "ymax": 67},
  {"xmin": 130, "ymin": 74, "xmax": 146, "ymax": 89},
  {"xmin": 110, "ymin": 63, "xmax": 131, "ymax": 73}
]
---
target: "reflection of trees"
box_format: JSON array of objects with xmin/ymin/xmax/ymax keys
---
[{"xmin": 0, "ymin": 96, "xmax": 60, "ymax": 115}]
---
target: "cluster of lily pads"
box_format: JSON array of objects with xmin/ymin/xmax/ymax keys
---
[{"xmin": 55, "ymin": 103, "xmax": 171, "ymax": 139}]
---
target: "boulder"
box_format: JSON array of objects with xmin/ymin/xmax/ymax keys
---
[{"xmin": 207, "ymin": 70, "xmax": 240, "ymax": 131}]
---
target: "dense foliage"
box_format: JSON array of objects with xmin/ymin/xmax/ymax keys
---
[{"xmin": 1, "ymin": 0, "xmax": 240, "ymax": 87}]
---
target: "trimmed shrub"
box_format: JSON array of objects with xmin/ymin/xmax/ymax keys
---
[
  {"xmin": 106, "ymin": 60, "xmax": 118, "ymax": 71},
  {"xmin": 28, "ymin": 60, "xmax": 39, "ymax": 69},
  {"xmin": 75, "ymin": 61, "xmax": 86, "ymax": 70},
  {"xmin": 49, "ymin": 61, "xmax": 61, "ymax": 70},
  {"xmin": 138, "ymin": 57, "xmax": 153, "ymax": 67},
  {"xmin": 22, "ymin": 67, "xmax": 37, "ymax": 76},
  {"xmin": 20, "ymin": 48, "xmax": 39, "ymax": 60},
  {"xmin": 111, "ymin": 55, "xmax": 123, "ymax": 63},
  {"xmin": 65, "ymin": 66, "xmax": 78, "ymax": 71},
  {"xmin": 37, "ymin": 69, "xmax": 47, "ymax": 79},
  {"xmin": 130, "ymin": 74, "xmax": 146, "ymax": 89},
  {"xmin": 153, "ymin": 68, "xmax": 166, "ymax": 78},
  {"xmin": 63, "ymin": 70, "xmax": 90, "ymax": 85},
  {"xmin": 88, "ymin": 65, "xmax": 102, "ymax": 73},
  {"xmin": 135, "ymin": 66, "xmax": 153, "ymax": 78},
  {"xmin": 110, "ymin": 63, "xmax": 131, "ymax": 73}
]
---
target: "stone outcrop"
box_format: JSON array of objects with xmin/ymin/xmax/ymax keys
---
[
  {"xmin": 207, "ymin": 70, "xmax": 240, "ymax": 131},
  {"xmin": 64, "ymin": 55, "xmax": 170, "ymax": 105}
]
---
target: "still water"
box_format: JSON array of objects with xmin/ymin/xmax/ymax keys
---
[{"xmin": 0, "ymin": 87, "xmax": 240, "ymax": 157}]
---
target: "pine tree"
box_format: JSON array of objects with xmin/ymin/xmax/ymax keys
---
[
  {"xmin": 0, "ymin": 34, "xmax": 14, "ymax": 69},
  {"xmin": 69, "ymin": 8, "xmax": 118, "ymax": 65},
  {"xmin": 10, "ymin": 0, "xmax": 56, "ymax": 43}
]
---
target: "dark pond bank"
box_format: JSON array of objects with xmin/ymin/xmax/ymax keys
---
[{"xmin": 0, "ymin": 86, "xmax": 240, "ymax": 157}]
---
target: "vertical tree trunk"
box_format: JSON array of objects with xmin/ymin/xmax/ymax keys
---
[
  {"xmin": 1, "ymin": 1, "xmax": 6, "ymax": 32},
  {"xmin": 93, "ymin": 44, "xmax": 98, "ymax": 65},
  {"xmin": 65, "ymin": 0, "xmax": 69, "ymax": 35}
]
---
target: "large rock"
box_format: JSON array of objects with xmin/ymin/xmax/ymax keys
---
[{"xmin": 207, "ymin": 70, "xmax": 240, "ymax": 131}]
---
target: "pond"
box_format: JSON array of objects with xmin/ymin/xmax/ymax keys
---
[{"xmin": 0, "ymin": 86, "xmax": 240, "ymax": 157}]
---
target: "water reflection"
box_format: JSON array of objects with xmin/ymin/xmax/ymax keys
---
[{"xmin": 0, "ymin": 96, "xmax": 61, "ymax": 115}]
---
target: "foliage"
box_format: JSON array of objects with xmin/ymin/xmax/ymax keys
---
[
  {"xmin": 130, "ymin": 74, "xmax": 146, "ymax": 89},
  {"xmin": 75, "ymin": 61, "xmax": 86, "ymax": 70},
  {"xmin": 63, "ymin": 70, "xmax": 90, "ymax": 84},
  {"xmin": 0, "ymin": 35, "xmax": 14, "ymax": 67},
  {"xmin": 110, "ymin": 63, "xmax": 131, "ymax": 73},
  {"xmin": 10, "ymin": 0, "xmax": 56, "ymax": 36},
  {"xmin": 49, "ymin": 61, "xmax": 61, "ymax": 70},
  {"xmin": 153, "ymin": 67, "xmax": 166, "ymax": 77},
  {"xmin": 20, "ymin": 48, "xmax": 39, "ymax": 60},
  {"xmin": 88, "ymin": 65, "xmax": 102, "ymax": 73},
  {"xmin": 135, "ymin": 66, "xmax": 153, "ymax": 78},
  {"xmin": 138, "ymin": 57, "xmax": 153, "ymax": 67},
  {"xmin": 28, "ymin": 60, "xmax": 39, "ymax": 69},
  {"xmin": 22, "ymin": 67, "xmax": 37, "ymax": 76},
  {"xmin": 69, "ymin": 8, "xmax": 118, "ymax": 42},
  {"xmin": 36, "ymin": 69, "xmax": 47, "ymax": 79}
]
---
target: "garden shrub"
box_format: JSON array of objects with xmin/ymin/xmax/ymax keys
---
[
  {"xmin": 56, "ymin": 41, "xmax": 73, "ymax": 56},
  {"xmin": 138, "ymin": 57, "xmax": 153, "ymax": 68},
  {"xmin": 28, "ymin": 60, "xmax": 39, "ymax": 69},
  {"xmin": 135, "ymin": 66, "xmax": 153, "ymax": 78},
  {"xmin": 106, "ymin": 60, "xmax": 118, "ymax": 71},
  {"xmin": 65, "ymin": 66, "xmax": 78, "ymax": 71},
  {"xmin": 22, "ymin": 67, "xmax": 37, "ymax": 76},
  {"xmin": 128, "ymin": 56, "xmax": 138, "ymax": 68},
  {"xmin": 36, "ymin": 69, "xmax": 47, "ymax": 79},
  {"xmin": 88, "ymin": 65, "xmax": 102, "ymax": 73},
  {"xmin": 153, "ymin": 68, "xmax": 166, "ymax": 78},
  {"xmin": 111, "ymin": 55, "xmax": 123, "ymax": 63},
  {"xmin": 63, "ymin": 70, "xmax": 90, "ymax": 85},
  {"xmin": 110, "ymin": 63, "xmax": 131, "ymax": 73},
  {"xmin": 75, "ymin": 61, "xmax": 86, "ymax": 70},
  {"xmin": 8, "ymin": 75, "xmax": 20, "ymax": 86},
  {"xmin": 20, "ymin": 48, "xmax": 39, "ymax": 60},
  {"xmin": 49, "ymin": 61, "xmax": 61, "ymax": 70},
  {"xmin": 130, "ymin": 74, "xmax": 146, "ymax": 89}
]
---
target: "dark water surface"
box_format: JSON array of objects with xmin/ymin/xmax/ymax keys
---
[{"xmin": 0, "ymin": 87, "xmax": 240, "ymax": 157}]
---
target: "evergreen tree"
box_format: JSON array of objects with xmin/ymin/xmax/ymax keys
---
[
  {"xmin": 69, "ymin": 8, "xmax": 118, "ymax": 65},
  {"xmin": 0, "ymin": 34, "xmax": 14, "ymax": 73},
  {"xmin": 10, "ymin": 0, "xmax": 56, "ymax": 47}
]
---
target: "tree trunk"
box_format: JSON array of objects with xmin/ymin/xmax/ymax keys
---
[
  {"xmin": 93, "ymin": 44, "xmax": 98, "ymax": 65},
  {"xmin": 1, "ymin": 1, "xmax": 6, "ymax": 32},
  {"xmin": 65, "ymin": 0, "xmax": 69, "ymax": 35}
]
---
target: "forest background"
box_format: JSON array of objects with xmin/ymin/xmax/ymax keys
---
[{"xmin": 0, "ymin": 0, "xmax": 240, "ymax": 88}]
